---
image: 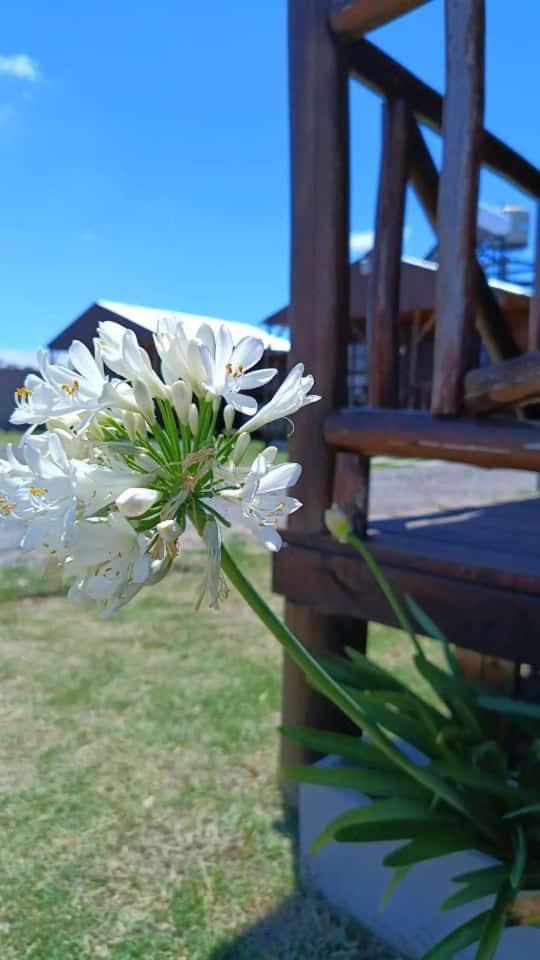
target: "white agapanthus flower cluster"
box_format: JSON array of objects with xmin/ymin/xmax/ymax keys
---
[{"xmin": 1, "ymin": 318, "xmax": 319, "ymax": 616}]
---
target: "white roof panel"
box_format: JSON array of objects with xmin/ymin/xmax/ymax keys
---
[{"xmin": 98, "ymin": 300, "xmax": 290, "ymax": 352}]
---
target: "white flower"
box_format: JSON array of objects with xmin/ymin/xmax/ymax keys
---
[
  {"xmin": 10, "ymin": 341, "xmax": 107, "ymax": 427},
  {"xmin": 156, "ymin": 320, "xmax": 277, "ymax": 414},
  {"xmin": 97, "ymin": 321, "xmax": 167, "ymax": 398},
  {"xmin": 64, "ymin": 513, "xmax": 155, "ymax": 617},
  {"xmin": 239, "ymin": 363, "xmax": 320, "ymax": 434},
  {"xmin": 210, "ymin": 451, "xmax": 302, "ymax": 552},
  {"xmin": 196, "ymin": 520, "xmax": 228, "ymax": 609}
]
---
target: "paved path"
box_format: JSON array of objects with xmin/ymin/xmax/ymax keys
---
[{"xmin": 0, "ymin": 461, "xmax": 537, "ymax": 565}]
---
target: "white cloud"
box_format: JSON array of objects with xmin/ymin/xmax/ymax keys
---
[
  {"xmin": 0, "ymin": 54, "xmax": 40, "ymax": 82},
  {"xmin": 350, "ymin": 225, "xmax": 412, "ymax": 257}
]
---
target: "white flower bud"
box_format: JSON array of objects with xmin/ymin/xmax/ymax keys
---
[
  {"xmin": 156, "ymin": 519, "xmax": 181, "ymax": 543},
  {"xmin": 188, "ymin": 403, "xmax": 199, "ymax": 436},
  {"xmin": 122, "ymin": 411, "xmax": 143, "ymax": 443},
  {"xmin": 133, "ymin": 380, "xmax": 155, "ymax": 423},
  {"xmin": 325, "ymin": 503, "xmax": 351, "ymax": 544},
  {"xmin": 223, "ymin": 404, "xmax": 235, "ymax": 433},
  {"xmin": 171, "ymin": 380, "xmax": 191, "ymax": 424},
  {"xmin": 233, "ymin": 432, "xmax": 251, "ymax": 464},
  {"xmin": 116, "ymin": 487, "xmax": 159, "ymax": 518}
]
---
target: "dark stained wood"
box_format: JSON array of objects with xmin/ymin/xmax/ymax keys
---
[
  {"xmin": 431, "ymin": 0, "xmax": 485, "ymax": 415},
  {"xmin": 368, "ymin": 98, "xmax": 410, "ymax": 407},
  {"xmin": 348, "ymin": 39, "xmax": 540, "ymax": 198},
  {"xmin": 330, "ymin": 0, "xmax": 431, "ymax": 39},
  {"xmin": 325, "ymin": 407, "xmax": 540, "ymax": 471},
  {"xmin": 333, "ymin": 452, "xmax": 370, "ymax": 536},
  {"xmin": 282, "ymin": 0, "xmax": 367, "ymax": 772},
  {"xmin": 464, "ymin": 352, "xmax": 540, "ymax": 413},
  {"xmin": 273, "ymin": 527, "xmax": 540, "ymax": 666},
  {"xmin": 530, "ymin": 204, "xmax": 540, "ymax": 351},
  {"xmin": 409, "ymin": 121, "xmax": 519, "ymax": 361}
]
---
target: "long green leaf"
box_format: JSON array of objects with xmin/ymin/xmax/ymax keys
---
[
  {"xmin": 414, "ymin": 655, "xmax": 483, "ymax": 738},
  {"xmin": 317, "ymin": 653, "xmax": 405, "ymax": 694},
  {"xmin": 474, "ymin": 881, "xmax": 512, "ymax": 960},
  {"xmin": 282, "ymin": 764, "xmax": 429, "ymax": 801},
  {"xmin": 279, "ymin": 725, "xmax": 396, "ymax": 770},
  {"xmin": 344, "ymin": 690, "xmax": 437, "ymax": 756},
  {"xmin": 504, "ymin": 802, "xmax": 540, "ymax": 820},
  {"xmin": 442, "ymin": 869, "xmax": 510, "ymax": 912},
  {"xmin": 477, "ymin": 694, "xmax": 540, "ymax": 722},
  {"xmin": 310, "ymin": 798, "xmax": 441, "ymax": 855},
  {"xmin": 510, "ymin": 826, "xmax": 526, "ymax": 891},
  {"xmin": 335, "ymin": 820, "xmax": 460, "ymax": 844},
  {"xmin": 383, "ymin": 830, "xmax": 478, "ymax": 868},
  {"xmin": 452, "ymin": 865, "xmax": 507, "ymax": 885},
  {"xmin": 429, "ymin": 758, "xmax": 530, "ymax": 803},
  {"xmin": 379, "ymin": 865, "xmax": 413, "ymax": 912},
  {"xmin": 421, "ymin": 911, "xmax": 491, "ymax": 960}
]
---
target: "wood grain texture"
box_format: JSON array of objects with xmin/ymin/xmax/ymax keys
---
[
  {"xmin": 330, "ymin": 0, "xmax": 431, "ymax": 39},
  {"xmin": 431, "ymin": 0, "xmax": 485, "ymax": 415},
  {"xmin": 281, "ymin": 0, "xmax": 367, "ymax": 773},
  {"xmin": 273, "ymin": 530, "xmax": 540, "ymax": 665},
  {"xmin": 325, "ymin": 406, "xmax": 540, "ymax": 471},
  {"xmin": 464, "ymin": 352, "xmax": 540, "ymax": 413},
  {"xmin": 409, "ymin": 120, "xmax": 519, "ymax": 362},
  {"xmin": 348, "ymin": 39, "xmax": 540, "ymax": 197},
  {"xmin": 367, "ymin": 98, "xmax": 410, "ymax": 407}
]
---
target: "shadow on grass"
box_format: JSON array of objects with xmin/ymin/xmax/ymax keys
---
[{"xmin": 208, "ymin": 802, "xmax": 397, "ymax": 960}]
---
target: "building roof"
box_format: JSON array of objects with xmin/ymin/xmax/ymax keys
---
[{"xmin": 48, "ymin": 300, "xmax": 290, "ymax": 353}]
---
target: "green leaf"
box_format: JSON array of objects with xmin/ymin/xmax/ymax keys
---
[
  {"xmin": 474, "ymin": 881, "xmax": 512, "ymax": 960},
  {"xmin": 379, "ymin": 865, "xmax": 413, "ymax": 912},
  {"xmin": 429, "ymin": 758, "xmax": 528, "ymax": 803},
  {"xmin": 383, "ymin": 830, "xmax": 478, "ymax": 868},
  {"xmin": 421, "ymin": 910, "xmax": 491, "ymax": 960},
  {"xmin": 477, "ymin": 694, "xmax": 540, "ymax": 722},
  {"xmin": 310, "ymin": 798, "xmax": 440, "ymax": 855},
  {"xmin": 335, "ymin": 820, "xmax": 459, "ymax": 844},
  {"xmin": 279, "ymin": 725, "xmax": 396, "ymax": 770},
  {"xmin": 510, "ymin": 826, "xmax": 526, "ymax": 891},
  {"xmin": 318, "ymin": 652, "xmax": 405, "ymax": 694},
  {"xmin": 414, "ymin": 656, "xmax": 483, "ymax": 738},
  {"xmin": 343, "ymin": 690, "xmax": 437, "ymax": 756},
  {"xmin": 282, "ymin": 764, "xmax": 429, "ymax": 801},
  {"xmin": 442, "ymin": 867, "xmax": 510, "ymax": 912},
  {"xmin": 405, "ymin": 593, "xmax": 463, "ymax": 679},
  {"xmin": 452, "ymin": 865, "xmax": 507, "ymax": 885},
  {"xmin": 504, "ymin": 803, "xmax": 540, "ymax": 820}
]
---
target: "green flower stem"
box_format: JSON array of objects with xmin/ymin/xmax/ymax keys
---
[
  {"xmin": 346, "ymin": 531, "xmax": 421, "ymax": 656},
  {"xmin": 220, "ymin": 543, "xmax": 495, "ymax": 840}
]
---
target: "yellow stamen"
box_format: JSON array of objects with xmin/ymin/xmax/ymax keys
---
[
  {"xmin": 15, "ymin": 386, "xmax": 32, "ymax": 399},
  {"xmin": 29, "ymin": 486, "xmax": 48, "ymax": 497},
  {"xmin": 61, "ymin": 378, "xmax": 80, "ymax": 397},
  {"xmin": 1, "ymin": 503, "xmax": 16, "ymax": 516},
  {"xmin": 225, "ymin": 362, "xmax": 233, "ymax": 375}
]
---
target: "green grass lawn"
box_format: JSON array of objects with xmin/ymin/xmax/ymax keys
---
[{"xmin": 0, "ymin": 537, "xmax": 406, "ymax": 960}]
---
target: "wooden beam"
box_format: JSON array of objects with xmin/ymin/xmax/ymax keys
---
[
  {"xmin": 348, "ymin": 40, "xmax": 540, "ymax": 198},
  {"xmin": 273, "ymin": 532, "xmax": 540, "ymax": 666},
  {"xmin": 330, "ymin": 0, "xmax": 431, "ymax": 39},
  {"xmin": 325, "ymin": 406, "xmax": 540, "ymax": 471},
  {"xmin": 530, "ymin": 203, "xmax": 540, "ymax": 351},
  {"xmin": 368, "ymin": 98, "xmax": 410, "ymax": 406},
  {"xmin": 282, "ymin": 0, "xmax": 366, "ymax": 772},
  {"xmin": 464, "ymin": 352, "xmax": 540, "ymax": 413},
  {"xmin": 409, "ymin": 121, "xmax": 519, "ymax": 362},
  {"xmin": 431, "ymin": 0, "xmax": 485, "ymax": 415}
]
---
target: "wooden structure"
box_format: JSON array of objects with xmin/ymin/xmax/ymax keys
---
[{"xmin": 275, "ymin": 0, "xmax": 540, "ymax": 767}]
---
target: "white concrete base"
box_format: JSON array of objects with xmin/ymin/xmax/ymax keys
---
[{"xmin": 299, "ymin": 756, "xmax": 540, "ymax": 959}]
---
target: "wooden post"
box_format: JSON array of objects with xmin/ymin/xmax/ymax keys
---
[
  {"xmin": 409, "ymin": 121, "xmax": 518, "ymax": 363},
  {"xmin": 281, "ymin": 0, "xmax": 368, "ymax": 772},
  {"xmin": 529, "ymin": 203, "xmax": 540, "ymax": 352},
  {"xmin": 367, "ymin": 98, "xmax": 410, "ymax": 407},
  {"xmin": 330, "ymin": 0, "xmax": 432, "ymax": 39},
  {"xmin": 431, "ymin": 0, "xmax": 485, "ymax": 415}
]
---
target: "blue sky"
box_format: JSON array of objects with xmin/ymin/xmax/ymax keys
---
[{"xmin": 1, "ymin": 0, "xmax": 539, "ymax": 352}]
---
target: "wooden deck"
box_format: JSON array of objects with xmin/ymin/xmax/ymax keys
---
[{"xmin": 274, "ymin": 497, "xmax": 540, "ymax": 666}]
